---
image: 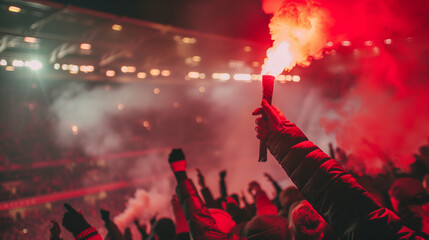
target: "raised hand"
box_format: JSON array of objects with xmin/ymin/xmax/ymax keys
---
[
  {"xmin": 49, "ymin": 221, "xmax": 61, "ymax": 240},
  {"xmin": 252, "ymin": 99, "xmax": 288, "ymax": 140},
  {"xmin": 168, "ymin": 148, "xmax": 185, "ymax": 163},
  {"xmin": 264, "ymin": 172, "xmax": 274, "ymax": 182},
  {"xmin": 219, "ymin": 170, "xmax": 227, "ymax": 178},
  {"xmin": 62, "ymin": 203, "xmax": 90, "ymax": 235},
  {"xmin": 100, "ymin": 209, "xmax": 110, "ymax": 223},
  {"xmin": 248, "ymin": 181, "xmax": 261, "ymax": 197},
  {"xmin": 196, "ymin": 168, "xmax": 206, "ymax": 188}
]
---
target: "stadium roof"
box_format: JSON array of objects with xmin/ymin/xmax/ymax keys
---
[{"xmin": 0, "ymin": 0, "xmax": 266, "ymax": 83}]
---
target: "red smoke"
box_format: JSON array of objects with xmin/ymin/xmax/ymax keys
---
[
  {"xmin": 262, "ymin": 0, "xmax": 333, "ymax": 75},
  {"xmin": 262, "ymin": 0, "xmax": 429, "ymax": 174}
]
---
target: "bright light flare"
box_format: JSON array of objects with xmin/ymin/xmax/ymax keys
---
[
  {"xmin": 219, "ymin": 73, "xmax": 230, "ymax": 81},
  {"xmin": 161, "ymin": 70, "xmax": 171, "ymax": 76},
  {"xmin": 106, "ymin": 70, "xmax": 115, "ymax": 77},
  {"xmin": 137, "ymin": 72, "xmax": 147, "ymax": 79},
  {"xmin": 0, "ymin": 59, "xmax": 7, "ymax": 66},
  {"xmin": 12, "ymin": 60, "xmax": 24, "ymax": 67},
  {"xmin": 188, "ymin": 72, "xmax": 200, "ymax": 79},
  {"xmin": 384, "ymin": 39, "xmax": 392, "ymax": 45},
  {"xmin": 262, "ymin": 42, "xmax": 292, "ymax": 76},
  {"xmin": 26, "ymin": 60, "xmax": 42, "ymax": 70},
  {"xmin": 72, "ymin": 125, "xmax": 79, "ymax": 135},
  {"xmin": 182, "ymin": 37, "xmax": 196, "ymax": 44},
  {"xmin": 141, "ymin": 120, "xmax": 151, "ymax": 130},
  {"xmin": 292, "ymin": 75, "xmax": 301, "ymax": 82},
  {"xmin": 192, "ymin": 56, "xmax": 201, "ymax": 62},
  {"xmin": 262, "ymin": 1, "xmax": 332, "ymax": 76},
  {"xmin": 69, "ymin": 65, "xmax": 79, "ymax": 74},
  {"xmin": 121, "ymin": 66, "xmax": 136, "ymax": 73},
  {"xmin": 24, "ymin": 37, "xmax": 37, "ymax": 43},
  {"xmin": 213, "ymin": 73, "xmax": 231, "ymax": 81},
  {"xmin": 112, "ymin": 24, "xmax": 122, "ymax": 31},
  {"xmin": 80, "ymin": 65, "xmax": 94, "ymax": 73},
  {"xmin": 150, "ymin": 69, "xmax": 160, "ymax": 76},
  {"xmin": 8, "ymin": 6, "xmax": 21, "ymax": 13},
  {"xmin": 233, "ymin": 74, "xmax": 252, "ymax": 81},
  {"xmin": 80, "ymin": 43, "xmax": 91, "ymax": 50}
]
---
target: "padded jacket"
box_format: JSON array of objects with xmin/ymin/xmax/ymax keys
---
[{"xmin": 266, "ymin": 121, "xmax": 426, "ymax": 240}]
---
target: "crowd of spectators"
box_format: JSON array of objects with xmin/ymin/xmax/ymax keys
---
[{"xmin": 2, "ymin": 100, "xmax": 428, "ymax": 240}]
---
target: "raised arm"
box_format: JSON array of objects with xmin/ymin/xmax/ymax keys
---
[
  {"xmin": 62, "ymin": 203, "xmax": 102, "ymax": 240},
  {"xmin": 167, "ymin": 149, "xmax": 244, "ymax": 240},
  {"xmin": 252, "ymin": 99, "xmax": 423, "ymax": 240}
]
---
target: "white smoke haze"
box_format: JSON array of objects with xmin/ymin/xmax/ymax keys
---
[
  {"xmin": 50, "ymin": 82, "xmax": 175, "ymax": 156},
  {"xmin": 49, "ymin": 77, "xmax": 336, "ymax": 227},
  {"xmin": 113, "ymin": 179, "xmax": 174, "ymax": 231},
  {"xmin": 47, "ymin": 0, "xmax": 429, "ymax": 230}
]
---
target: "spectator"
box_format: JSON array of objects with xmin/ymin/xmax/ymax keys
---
[
  {"xmin": 167, "ymin": 148, "xmax": 245, "ymax": 240},
  {"xmin": 389, "ymin": 177, "xmax": 429, "ymax": 235},
  {"xmin": 62, "ymin": 203, "xmax": 102, "ymax": 240},
  {"xmin": 278, "ymin": 186, "xmax": 304, "ymax": 219},
  {"xmin": 150, "ymin": 218, "xmax": 176, "ymax": 240},
  {"xmin": 288, "ymin": 200, "xmax": 326, "ymax": 240},
  {"xmin": 244, "ymin": 215, "xmax": 291, "ymax": 240},
  {"xmin": 252, "ymin": 99, "xmax": 426, "ymax": 239}
]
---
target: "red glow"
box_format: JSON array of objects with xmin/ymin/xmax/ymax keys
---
[{"xmin": 262, "ymin": 0, "xmax": 332, "ymax": 76}]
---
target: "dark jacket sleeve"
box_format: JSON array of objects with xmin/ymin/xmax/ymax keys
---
[
  {"xmin": 75, "ymin": 226, "xmax": 103, "ymax": 240},
  {"xmin": 267, "ymin": 121, "xmax": 424, "ymax": 240},
  {"xmin": 176, "ymin": 179, "xmax": 246, "ymax": 240}
]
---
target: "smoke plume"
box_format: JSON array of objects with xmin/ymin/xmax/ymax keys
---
[
  {"xmin": 113, "ymin": 179, "xmax": 174, "ymax": 231},
  {"xmin": 262, "ymin": 0, "xmax": 333, "ymax": 75},
  {"xmin": 262, "ymin": 0, "xmax": 429, "ymax": 174}
]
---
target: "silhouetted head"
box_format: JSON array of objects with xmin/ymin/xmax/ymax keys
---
[
  {"xmin": 289, "ymin": 201, "xmax": 325, "ymax": 240},
  {"xmin": 209, "ymin": 208, "xmax": 236, "ymax": 233},
  {"xmin": 278, "ymin": 186, "xmax": 304, "ymax": 218},
  {"xmin": 244, "ymin": 215, "xmax": 291, "ymax": 240},
  {"xmin": 153, "ymin": 218, "xmax": 176, "ymax": 240}
]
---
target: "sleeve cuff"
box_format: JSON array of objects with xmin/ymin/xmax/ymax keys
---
[{"xmin": 75, "ymin": 226, "xmax": 102, "ymax": 240}]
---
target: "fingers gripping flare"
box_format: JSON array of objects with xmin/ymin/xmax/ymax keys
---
[
  {"xmin": 252, "ymin": 99, "xmax": 288, "ymax": 139},
  {"xmin": 253, "ymin": 99, "xmax": 290, "ymax": 161}
]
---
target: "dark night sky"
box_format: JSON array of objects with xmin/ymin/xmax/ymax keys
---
[{"xmin": 46, "ymin": 0, "xmax": 272, "ymax": 43}]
